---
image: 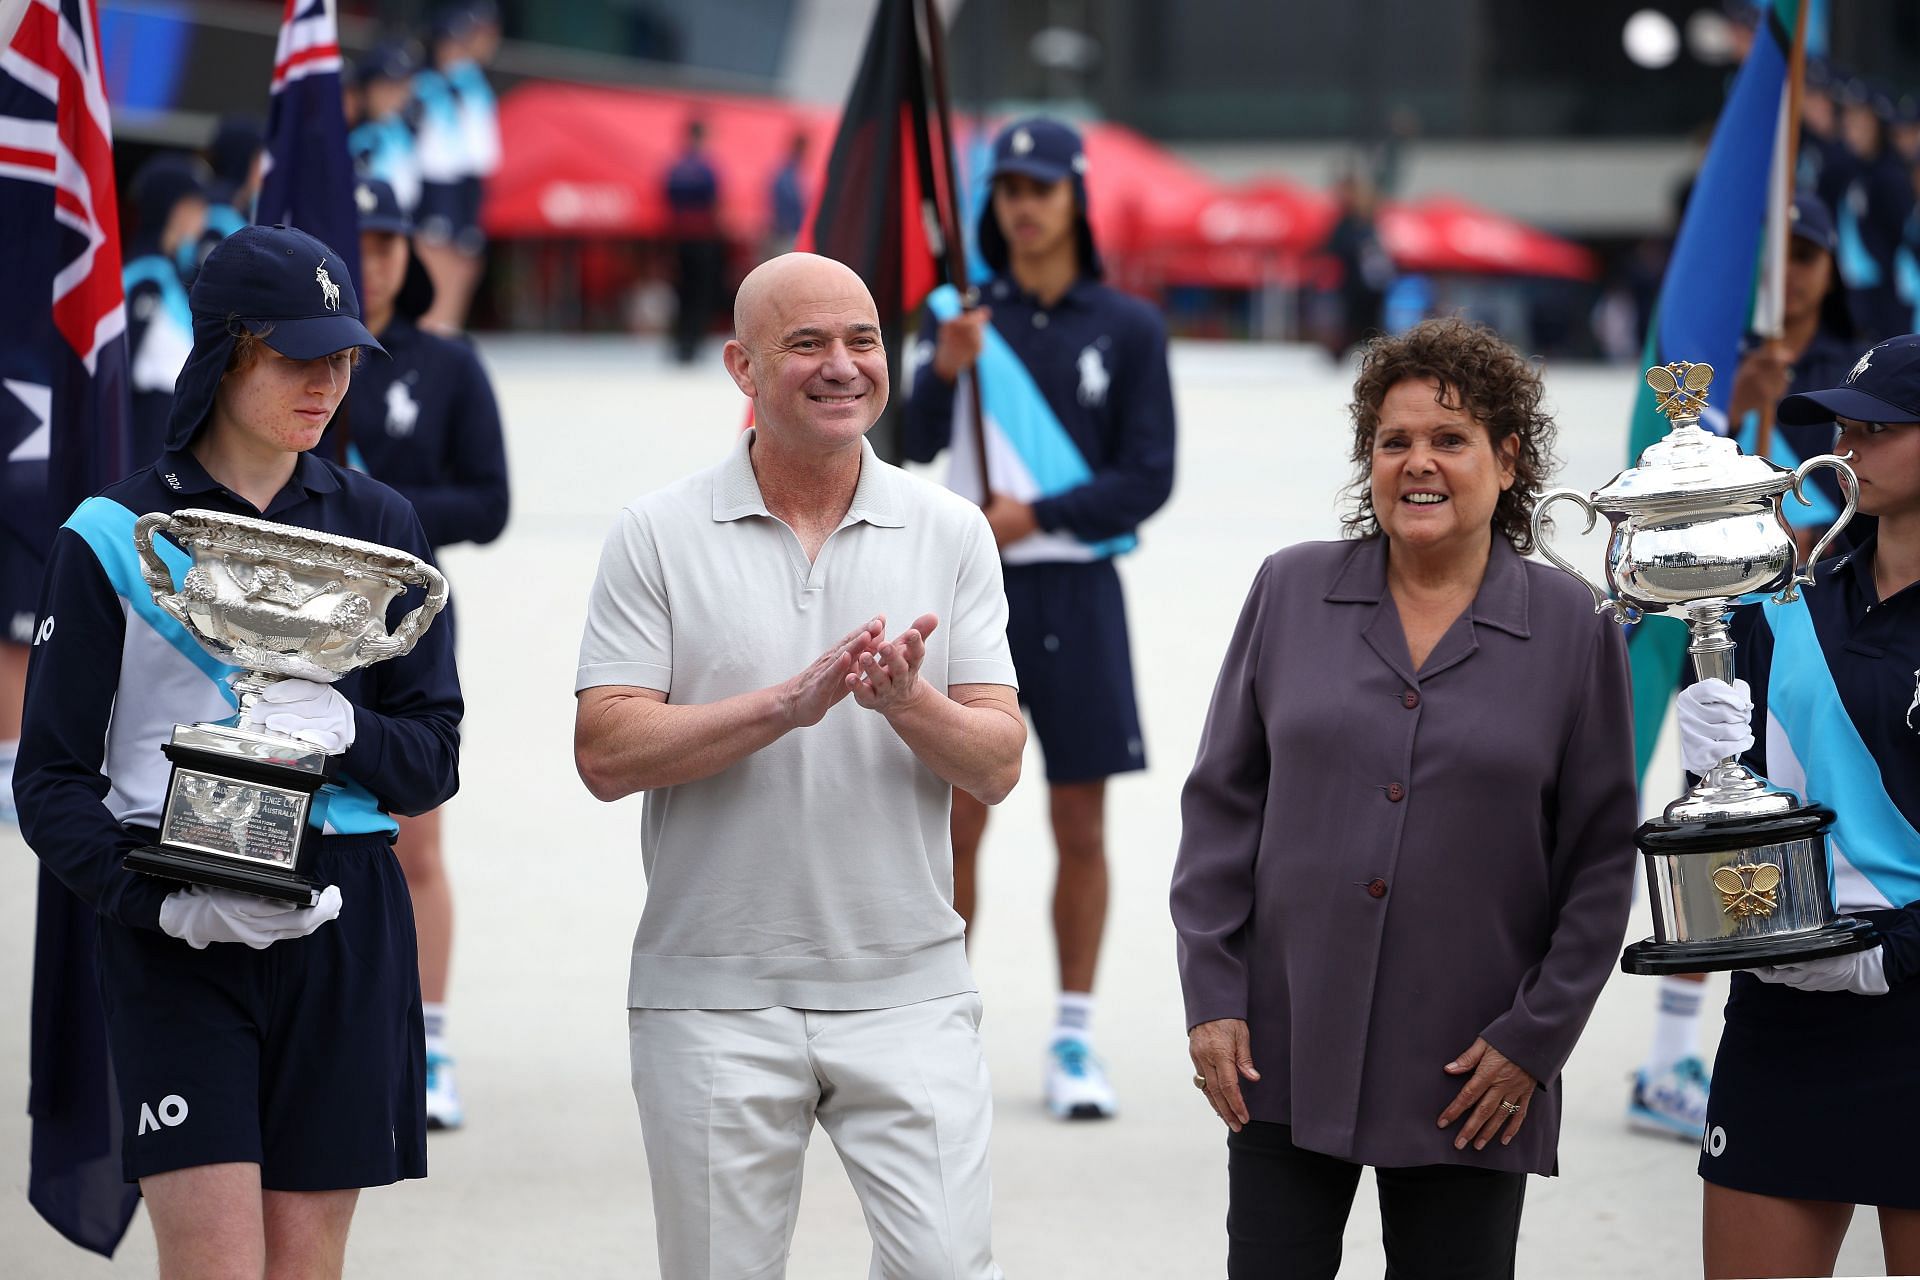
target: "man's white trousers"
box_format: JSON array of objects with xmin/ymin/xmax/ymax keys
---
[{"xmin": 629, "ymin": 993, "xmax": 1003, "ymax": 1280}]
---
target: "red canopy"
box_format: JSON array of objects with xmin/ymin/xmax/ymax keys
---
[
  {"xmin": 483, "ymin": 83, "xmax": 1596, "ymax": 285},
  {"xmin": 483, "ymin": 82, "xmax": 836, "ymax": 239},
  {"xmin": 1376, "ymin": 196, "xmax": 1597, "ymax": 282}
]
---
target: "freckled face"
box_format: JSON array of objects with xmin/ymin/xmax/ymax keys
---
[
  {"xmin": 213, "ymin": 345, "xmax": 354, "ymax": 454},
  {"xmin": 1369, "ymin": 377, "xmax": 1518, "ymax": 553}
]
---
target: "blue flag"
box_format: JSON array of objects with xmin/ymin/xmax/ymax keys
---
[
  {"xmin": 1623, "ymin": 0, "xmax": 1810, "ymax": 784},
  {"xmin": 2, "ymin": 0, "xmax": 141, "ymax": 1257},
  {"xmin": 257, "ymin": 0, "xmax": 361, "ymax": 290}
]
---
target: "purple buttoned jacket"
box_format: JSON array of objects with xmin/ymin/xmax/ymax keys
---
[{"xmin": 1171, "ymin": 535, "xmax": 1638, "ymax": 1175}]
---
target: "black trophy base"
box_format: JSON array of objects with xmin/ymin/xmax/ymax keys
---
[
  {"xmin": 124, "ymin": 844, "xmax": 322, "ymax": 908},
  {"xmin": 1621, "ymin": 915, "xmax": 1877, "ymax": 975}
]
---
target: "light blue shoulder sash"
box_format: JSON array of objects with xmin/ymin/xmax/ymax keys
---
[
  {"xmin": 927, "ymin": 283, "xmax": 1134, "ymax": 558},
  {"xmin": 1763, "ymin": 594, "xmax": 1920, "ymax": 906}
]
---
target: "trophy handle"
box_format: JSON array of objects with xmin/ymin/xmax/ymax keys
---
[
  {"xmin": 1532, "ymin": 489, "xmax": 1641, "ymax": 625},
  {"xmin": 374, "ymin": 560, "xmax": 450, "ymax": 660},
  {"xmin": 131, "ymin": 512, "xmax": 191, "ymax": 623},
  {"xmin": 1775, "ymin": 452, "xmax": 1859, "ymax": 603}
]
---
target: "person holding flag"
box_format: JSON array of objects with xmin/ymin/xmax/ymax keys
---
[
  {"xmin": 1671, "ymin": 335, "xmax": 1920, "ymax": 1278},
  {"xmin": 903, "ymin": 116, "xmax": 1176, "ymax": 1122},
  {"xmin": 15, "ymin": 223, "xmax": 461, "ymax": 1276}
]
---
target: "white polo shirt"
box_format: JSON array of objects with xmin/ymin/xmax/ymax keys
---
[{"xmin": 577, "ymin": 430, "xmax": 1017, "ymax": 1010}]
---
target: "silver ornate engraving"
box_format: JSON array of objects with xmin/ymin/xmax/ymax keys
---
[{"xmin": 134, "ymin": 507, "xmax": 448, "ymax": 717}]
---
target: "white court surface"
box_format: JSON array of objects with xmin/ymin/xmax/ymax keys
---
[{"xmin": 0, "ymin": 338, "xmax": 1888, "ymax": 1277}]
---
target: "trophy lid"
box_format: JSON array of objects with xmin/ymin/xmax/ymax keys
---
[{"xmin": 1592, "ymin": 362, "xmax": 1794, "ymax": 511}]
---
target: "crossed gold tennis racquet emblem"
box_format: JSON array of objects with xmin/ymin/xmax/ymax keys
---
[{"xmin": 1712, "ymin": 862, "xmax": 1782, "ymax": 919}]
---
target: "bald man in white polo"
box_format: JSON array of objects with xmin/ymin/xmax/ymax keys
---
[{"xmin": 574, "ymin": 253, "xmax": 1024, "ymax": 1279}]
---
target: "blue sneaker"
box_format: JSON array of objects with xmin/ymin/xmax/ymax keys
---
[
  {"xmin": 1627, "ymin": 1056, "xmax": 1709, "ymax": 1142},
  {"xmin": 1045, "ymin": 1036, "xmax": 1117, "ymax": 1120},
  {"xmin": 425, "ymin": 1048, "xmax": 464, "ymax": 1131}
]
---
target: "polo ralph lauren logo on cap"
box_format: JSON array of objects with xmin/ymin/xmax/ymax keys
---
[
  {"xmin": 1848, "ymin": 349, "xmax": 1873, "ymax": 382},
  {"xmin": 316, "ymin": 259, "xmax": 341, "ymax": 312},
  {"xmin": 355, "ymin": 184, "xmax": 377, "ymax": 213},
  {"xmin": 1012, "ymin": 127, "xmax": 1033, "ymax": 154}
]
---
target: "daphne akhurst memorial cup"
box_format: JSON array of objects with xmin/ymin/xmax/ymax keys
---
[
  {"xmin": 122, "ymin": 508, "xmax": 448, "ymax": 905},
  {"xmin": 1532, "ymin": 360, "xmax": 1876, "ymax": 974}
]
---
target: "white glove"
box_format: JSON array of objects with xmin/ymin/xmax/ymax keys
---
[
  {"xmin": 245, "ymin": 679, "xmax": 357, "ymax": 752},
  {"xmin": 1752, "ymin": 946, "xmax": 1889, "ymax": 995},
  {"xmin": 1677, "ymin": 678, "xmax": 1754, "ymax": 776},
  {"xmin": 158, "ymin": 884, "xmax": 343, "ymax": 950}
]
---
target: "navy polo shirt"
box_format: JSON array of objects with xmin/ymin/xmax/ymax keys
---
[
  {"xmin": 13, "ymin": 449, "xmax": 463, "ymax": 932},
  {"xmin": 902, "ymin": 274, "xmax": 1176, "ymax": 545},
  {"xmin": 1716, "ymin": 536, "xmax": 1920, "ymax": 982},
  {"xmin": 330, "ymin": 318, "xmax": 510, "ymax": 550}
]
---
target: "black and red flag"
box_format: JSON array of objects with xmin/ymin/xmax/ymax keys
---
[{"xmin": 799, "ymin": 0, "xmax": 974, "ymax": 465}]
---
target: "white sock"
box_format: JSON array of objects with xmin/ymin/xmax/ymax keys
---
[
  {"xmin": 1644, "ymin": 977, "xmax": 1704, "ymax": 1078},
  {"xmin": 423, "ymin": 1002, "xmax": 449, "ymax": 1053},
  {"xmin": 1054, "ymin": 991, "xmax": 1094, "ymax": 1043}
]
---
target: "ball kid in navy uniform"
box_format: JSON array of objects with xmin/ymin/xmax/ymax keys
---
[
  {"xmin": 323, "ymin": 177, "xmax": 509, "ymax": 1129},
  {"xmin": 903, "ymin": 117, "xmax": 1175, "ymax": 1121},
  {"xmin": 1675, "ymin": 335, "xmax": 1920, "ymax": 1278},
  {"xmin": 123, "ymin": 154, "xmax": 212, "ymax": 467},
  {"xmin": 13, "ymin": 224, "xmax": 462, "ymax": 1276}
]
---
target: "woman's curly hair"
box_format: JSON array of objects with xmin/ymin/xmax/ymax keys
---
[{"xmin": 1341, "ymin": 317, "xmax": 1558, "ymax": 553}]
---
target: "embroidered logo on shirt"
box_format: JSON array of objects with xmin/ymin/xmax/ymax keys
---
[
  {"xmin": 1077, "ymin": 342, "xmax": 1110, "ymax": 407},
  {"xmin": 316, "ymin": 260, "xmax": 341, "ymax": 312},
  {"xmin": 1907, "ymin": 667, "xmax": 1919, "ymax": 732},
  {"xmin": 385, "ymin": 378, "xmax": 419, "ymax": 438}
]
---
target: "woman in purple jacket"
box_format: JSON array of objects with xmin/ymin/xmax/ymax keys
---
[{"xmin": 1172, "ymin": 318, "xmax": 1639, "ymax": 1279}]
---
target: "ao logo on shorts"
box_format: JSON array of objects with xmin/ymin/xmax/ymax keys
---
[
  {"xmin": 138, "ymin": 1093, "xmax": 189, "ymax": 1136},
  {"xmin": 1700, "ymin": 1124, "xmax": 1727, "ymax": 1158}
]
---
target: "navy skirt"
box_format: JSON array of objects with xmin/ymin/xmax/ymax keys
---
[{"xmin": 1700, "ymin": 929, "xmax": 1920, "ymax": 1208}]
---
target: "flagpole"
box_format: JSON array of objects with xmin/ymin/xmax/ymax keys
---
[
  {"xmin": 1756, "ymin": 0, "xmax": 1810, "ymax": 461},
  {"xmin": 917, "ymin": 0, "xmax": 992, "ymax": 505}
]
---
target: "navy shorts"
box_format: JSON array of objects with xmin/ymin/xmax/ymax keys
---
[
  {"xmin": 97, "ymin": 832, "xmax": 427, "ymax": 1189},
  {"xmin": 416, "ymin": 177, "xmax": 486, "ymax": 256},
  {"xmin": 1700, "ymin": 926, "xmax": 1920, "ymax": 1209},
  {"xmin": 1004, "ymin": 559, "xmax": 1146, "ymax": 784}
]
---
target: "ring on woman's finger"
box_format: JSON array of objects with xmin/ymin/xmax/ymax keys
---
[
  {"xmin": 1498, "ymin": 1099, "xmax": 1522, "ymax": 1115},
  {"xmin": 1193, "ymin": 1074, "xmax": 1208, "ymax": 1091}
]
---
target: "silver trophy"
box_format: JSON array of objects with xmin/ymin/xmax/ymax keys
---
[
  {"xmin": 1533, "ymin": 360, "xmax": 1876, "ymax": 974},
  {"xmin": 123, "ymin": 508, "xmax": 448, "ymax": 904}
]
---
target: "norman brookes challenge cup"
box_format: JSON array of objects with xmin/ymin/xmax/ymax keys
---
[
  {"xmin": 122, "ymin": 508, "xmax": 448, "ymax": 905},
  {"xmin": 1531, "ymin": 360, "xmax": 1877, "ymax": 974}
]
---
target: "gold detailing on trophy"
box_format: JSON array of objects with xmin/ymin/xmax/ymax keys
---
[
  {"xmin": 1712, "ymin": 862, "xmax": 1782, "ymax": 919},
  {"xmin": 1646, "ymin": 361, "xmax": 1715, "ymax": 422}
]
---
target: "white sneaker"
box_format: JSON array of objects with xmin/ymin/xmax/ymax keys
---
[
  {"xmin": 1045, "ymin": 1036, "xmax": 1117, "ymax": 1120},
  {"xmin": 425, "ymin": 1047, "xmax": 464, "ymax": 1131},
  {"xmin": 1627, "ymin": 1055, "xmax": 1709, "ymax": 1143}
]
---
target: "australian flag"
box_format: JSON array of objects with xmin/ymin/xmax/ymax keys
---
[
  {"xmin": 1, "ymin": 0, "xmax": 140, "ymax": 1258},
  {"xmin": 257, "ymin": 0, "xmax": 361, "ymax": 291}
]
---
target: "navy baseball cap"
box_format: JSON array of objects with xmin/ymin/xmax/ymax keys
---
[
  {"xmin": 354, "ymin": 178, "xmax": 411, "ymax": 234},
  {"xmin": 977, "ymin": 116, "xmax": 1103, "ymax": 279},
  {"xmin": 164, "ymin": 225, "xmax": 383, "ymax": 448},
  {"xmin": 354, "ymin": 40, "xmax": 418, "ymax": 86},
  {"xmin": 1787, "ymin": 192, "xmax": 1836, "ymax": 254},
  {"xmin": 1778, "ymin": 334, "xmax": 1920, "ymax": 425}
]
